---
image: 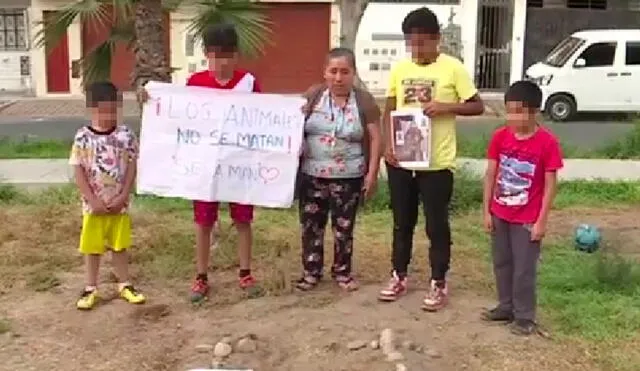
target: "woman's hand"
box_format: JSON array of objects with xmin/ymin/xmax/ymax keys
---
[{"xmin": 362, "ymin": 173, "xmax": 377, "ymax": 199}]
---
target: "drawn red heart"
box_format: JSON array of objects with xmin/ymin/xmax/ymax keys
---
[{"xmin": 259, "ymin": 166, "xmax": 280, "ymax": 183}]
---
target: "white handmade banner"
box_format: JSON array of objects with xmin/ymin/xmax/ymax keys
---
[{"xmin": 137, "ymin": 81, "xmax": 305, "ymax": 208}]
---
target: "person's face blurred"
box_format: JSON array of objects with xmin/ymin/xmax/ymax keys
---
[
  {"xmin": 405, "ymin": 31, "xmax": 440, "ymax": 63},
  {"xmin": 324, "ymin": 56, "xmax": 355, "ymax": 96},
  {"xmin": 206, "ymin": 48, "xmax": 238, "ymax": 75},
  {"xmin": 506, "ymin": 101, "xmax": 537, "ymax": 130},
  {"xmin": 90, "ymin": 100, "xmax": 119, "ymax": 127}
]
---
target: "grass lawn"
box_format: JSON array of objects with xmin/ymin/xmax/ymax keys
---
[{"xmin": 1, "ymin": 174, "xmax": 640, "ymax": 369}]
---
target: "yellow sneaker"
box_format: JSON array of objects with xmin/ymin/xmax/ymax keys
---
[
  {"xmin": 77, "ymin": 289, "xmax": 99, "ymax": 310},
  {"xmin": 119, "ymin": 285, "xmax": 146, "ymax": 304}
]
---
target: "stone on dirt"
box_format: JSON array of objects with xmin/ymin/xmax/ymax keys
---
[
  {"xmin": 379, "ymin": 328, "xmax": 396, "ymax": 354},
  {"xmin": 425, "ymin": 348, "xmax": 442, "ymax": 359},
  {"xmin": 346, "ymin": 340, "xmax": 367, "ymax": 351},
  {"xmin": 236, "ymin": 336, "xmax": 257, "ymax": 353},
  {"xmin": 195, "ymin": 343, "xmax": 214, "ymax": 353},
  {"xmin": 386, "ymin": 351, "xmax": 404, "ymax": 362},
  {"xmin": 213, "ymin": 342, "xmax": 233, "ymax": 358},
  {"xmin": 369, "ymin": 340, "xmax": 380, "ymax": 349},
  {"xmin": 395, "ymin": 363, "xmax": 408, "ymax": 371}
]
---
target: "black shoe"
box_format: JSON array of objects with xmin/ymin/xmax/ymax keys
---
[
  {"xmin": 509, "ymin": 319, "xmax": 537, "ymax": 336},
  {"xmin": 481, "ymin": 307, "xmax": 514, "ymax": 322}
]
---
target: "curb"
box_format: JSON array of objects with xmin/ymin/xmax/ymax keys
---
[{"xmin": 0, "ymin": 100, "xmax": 17, "ymax": 113}]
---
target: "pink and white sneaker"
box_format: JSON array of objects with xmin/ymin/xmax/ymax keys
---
[
  {"xmin": 378, "ymin": 271, "xmax": 408, "ymax": 302},
  {"xmin": 421, "ymin": 279, "xmax": 448, "ymax": 312}
]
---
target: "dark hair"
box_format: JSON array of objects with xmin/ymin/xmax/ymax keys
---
[
  {"xmin": 86, "ymin": 81, "xmax": 118, "ymax": 107},
  {"xmin": 402, "ymin": 7, "xmax": 440, "ymax": 35},
  {"xmin": 326, "ymin": 47, "xmax": 356, "ymax": 69},
  {"xmin": 203, "ymin": 23, "xmax": 238, "ymax": 52},
  {"xmin": 504, "ymin": 80, "xmax": 543, "ymax": 109}
]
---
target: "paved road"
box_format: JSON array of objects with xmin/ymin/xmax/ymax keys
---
[{"xmin": 0, "ymin": 116, "xmax": 635, "ymax": 149}]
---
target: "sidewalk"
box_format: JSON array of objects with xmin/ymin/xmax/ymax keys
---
[
  {"xmin": 0, "ymin": 94, "xmax": 505, "ymax": 119},
  {"xmin": 3, "ymin": 158, "xmax": 640, "ymax": 188},
  {"xmin": 0, "ymin": 97, "xmax": 141, "ymax": 118}
]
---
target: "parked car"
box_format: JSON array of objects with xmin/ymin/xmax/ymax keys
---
[{"xmin": 525, "ymin": 29, "xmax": 640, "ymax": 122}]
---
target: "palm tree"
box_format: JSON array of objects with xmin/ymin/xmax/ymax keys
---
[{"xmin": 35, "ymin": 0, "xmax": 272, "ymax": 98}]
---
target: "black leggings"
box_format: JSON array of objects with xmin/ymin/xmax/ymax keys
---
[{"xmin": 386, "ymin": 164, "xmax": 453, "ymax": 281}]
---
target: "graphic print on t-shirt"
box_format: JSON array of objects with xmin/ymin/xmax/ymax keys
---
[
  {"xmin": 401, "ymin": 78, "xmax": 436, "ymax": 105},
  {"xmin": 495, "ymin": 153, "xmax": 536, "ymax": 206}
]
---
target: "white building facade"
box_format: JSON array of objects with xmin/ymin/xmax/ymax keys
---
[{"xmin": 354, "ymin": 0, "xmax": 527, "ymax": 95}]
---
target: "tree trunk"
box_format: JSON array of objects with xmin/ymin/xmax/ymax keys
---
[
  {"xmin": 338, "ymin": 0, "xmax": 368, "ymax": 51},
  {"xmin": 132, "ymin": 0, "xmax": 171, "ymax": 107},
  {"xmin": 337, "ymin": 0, "xmax": 368, "ymax": 88}
]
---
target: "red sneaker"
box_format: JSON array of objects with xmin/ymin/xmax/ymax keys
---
[
  {"xmin": 378, "ymin": 272, "xmax": 407, "ymax": 302},
  {"xmin": 190, "ymin": 277, "xmax": 209, "ymax": 303},
  {"xmin": 421, "ymin": 280, "xmax": 448, "ymax": 312},
  {"xmin": 239, "ymin": 274, "xmax": 257, "ymax": 289}
]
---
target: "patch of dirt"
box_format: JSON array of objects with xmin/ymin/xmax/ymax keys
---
[
  {"xmin": 0, "ymin": 205, "xmax": 637, "ymax": 370},
  {"xmin": 0, "ymin": 276, "xmax": 591, "ymax": 371}
]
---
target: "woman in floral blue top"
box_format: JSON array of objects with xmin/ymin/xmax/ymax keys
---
[{"xmin": 296, "ymin": 48, "xmax": 382, "ymax": 292}]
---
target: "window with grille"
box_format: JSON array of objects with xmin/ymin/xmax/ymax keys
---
[
  {"xmin": 566, "ymin": 0, "xmax": 607, "ymax": 9},
  {"xmin": 0, "ymin": 9, "xmax": 28, "ymax": 51},
  {"xmin": 369, "ymin": 62, "xmax": 380, "ymax": 71}
]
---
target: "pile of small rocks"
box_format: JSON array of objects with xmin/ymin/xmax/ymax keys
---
[
  {"xmin": 346, "ymin": 328, "xmax": 442, "ymax": 370},
  {"xmin": 195, "ymin": 333, "xmax": 258, "ymax": 368}
]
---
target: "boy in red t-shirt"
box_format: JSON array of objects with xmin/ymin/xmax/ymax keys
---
[
  {"xmin": 481, "ymin": 80, "xmax": 563, "ymax": 335},
  {"xmin": 185, "ymin": 24, "xmax": 261, "ymax": 303},
  {"xmin": 142, "ymin": 23, "xmax": 261, "ymax": 303}
]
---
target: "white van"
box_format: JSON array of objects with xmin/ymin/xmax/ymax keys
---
[{"xmin": 525, "ymin": 29, "xmax": 640, "ymax": 122}]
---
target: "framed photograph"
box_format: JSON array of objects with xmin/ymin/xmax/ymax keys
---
[{"xmin": 390, "ymin": 109, "xmax": 431, "ymax": 168}]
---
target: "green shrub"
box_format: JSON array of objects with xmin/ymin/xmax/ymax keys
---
[{"xmin": 0, "ymin": 183, "xmax": 20, "ymax": 202}]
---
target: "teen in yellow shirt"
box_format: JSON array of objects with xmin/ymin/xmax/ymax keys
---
[{"xmin": 378, "ymin": 7, "xmax": 484, "ymax": 311}]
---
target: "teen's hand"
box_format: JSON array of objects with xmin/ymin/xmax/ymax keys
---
[
  {"xmin": 422, "ymin": 101, "xmax": 450, "ymax": 117},
  {"xmin": 384, "ymin": 147, "xmax": 399, "ymax": 167},
  {"xmin": 483, "ymin": 212, "xmax": 494, "ymax": 233},
  {"xmin": 106, "ymin": 192, "xmax": 128, "ymax": 213},
  {"xmin": 530, "ymin": 221, "xmax": 546, "ymax": 242},
  {"xmin": 88, "ymin": 197, "xmax": 109, "ymax": 215},
  {"xmin": 362, "ymin": 174, "xmax": 377, "ymax": 199}
]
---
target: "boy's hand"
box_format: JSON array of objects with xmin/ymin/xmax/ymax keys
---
[
  {"xmin": 362, "ymin": 173, "xmax": 377, "ymax": 199},
  {"xmin": 137, "ymin": 88, "xmax": 150, "ymax": 104},
  {"xmin": 384, "ymin": 147, "xmax": 399, "ymax": 167},
  {"xmin": 530, "ymin": 221, "xmax": 546, "ymax": 241},
  {"xmin": 106, "ymin": 192, "xmax": 129, "ymax": 213},
  {"xmin": 483, "ymin": 212, "xmax": 494, "ymax": 233},
  {"xmin": 88, "ymin": 197, "xmax": 109, "ymax": 214},
  {"xmin": 422, "ymin": 101, "xmax": 450, "ymax": 117}
]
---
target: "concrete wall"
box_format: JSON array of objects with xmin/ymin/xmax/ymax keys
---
[{"xmin": 27, "ymin": 0, "xmax": 336, "ymax": 97}]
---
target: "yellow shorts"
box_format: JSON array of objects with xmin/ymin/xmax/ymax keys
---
[{"xmin": 79, "ymin": 214, "xmax": 132, "ymax": 255}]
